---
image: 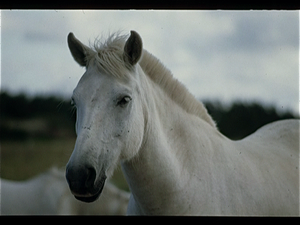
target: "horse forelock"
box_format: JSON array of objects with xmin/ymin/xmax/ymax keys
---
[{"xmin": 86, "ymin": 32, "xmax": 132, "ymax": 79}]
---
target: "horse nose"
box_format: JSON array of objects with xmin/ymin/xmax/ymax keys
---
[{"xmin": 65, "ymin": 164, "xmax": 96, "ymax": 195}]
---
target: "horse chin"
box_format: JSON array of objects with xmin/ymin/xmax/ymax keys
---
[{"xmin": 73, "ymin": 178, "xmax": 106, "ymax": 203}]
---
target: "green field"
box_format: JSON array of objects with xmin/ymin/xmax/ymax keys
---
[{"xmin": 0, "ymin": 138, "xmax": 129, "ymax": 191}]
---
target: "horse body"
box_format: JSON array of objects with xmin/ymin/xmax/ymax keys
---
[
  {"xmin": 1, "ymin": 168, "xmax": 67, "ymax": 215},
  {"xmin": 0, "ymin": 167, "xmax": 129, "ymax": 215},
  {"xmin": 122, "ymin": 73, "xmax": 298, "ymax": 215},
  {"xmin": 66, "ymin": 30, "xmax": 299, "ymax": 215}
]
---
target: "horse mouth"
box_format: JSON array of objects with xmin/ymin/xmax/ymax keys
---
[
  {"xmin": 74, "ymin": 191, "xmax": 102, "ymax": 203},
  {"xmin": 72, "ymin": 178, "xmax": 106, "ymax": 203}
]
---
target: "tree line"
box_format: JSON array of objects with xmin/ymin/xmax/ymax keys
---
[
  {"xmin": 203, "ymin": 100, "xmax": 297, "ymax": 140},
  {"xmin": 0, "ymin": 91, "xmax": 297, "ymax": 140},
  {"xmin": 0, "ymin": 91, "xmax": 76, "ymax": 140}
]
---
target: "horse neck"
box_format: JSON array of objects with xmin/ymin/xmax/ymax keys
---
[{"xmin": 121, "ymin": 68, "xmax": 227, "ymax": 214}]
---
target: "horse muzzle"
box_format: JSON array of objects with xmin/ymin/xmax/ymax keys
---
[{"xmin": 65, "ymin": 164, "xmax": 107, "ymax": 203}]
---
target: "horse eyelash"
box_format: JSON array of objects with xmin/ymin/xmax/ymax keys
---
[{"xmin": 71, "ymin": 98, "xmax": 76, "ymax": 107}]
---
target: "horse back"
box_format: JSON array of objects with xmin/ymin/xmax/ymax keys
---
[
  {"xmin": 245, "ymin": 119, "xmax": 299, "ymax": 152},
  {"xmin": 234, "ymin": 119, "xmax": 299, "ymax": 215}
]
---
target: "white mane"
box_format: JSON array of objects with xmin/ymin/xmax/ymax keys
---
[
  {"xmin": 139, "ymin": 50, "xmax": 216, "ymax": 127},
  {"xmin": 88, "ymin": 33, "xmax": 216, "ymax": 127}
]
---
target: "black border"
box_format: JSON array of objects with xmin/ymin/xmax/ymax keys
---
[{"xmin": 1, "ymin": 1, "xmax": 299, "ymax": 10}]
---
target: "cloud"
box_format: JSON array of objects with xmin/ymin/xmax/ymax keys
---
[
  {"xmin": 168, "ymin": 11, "xmax": 299, "ymax": 111},
  {"xmin": 1, "ymin": 10, "xmax": 298, "ymax": 114},
  {"xmin": 23, "ymin": 30, "xmax": 62, "ymax": 44}
]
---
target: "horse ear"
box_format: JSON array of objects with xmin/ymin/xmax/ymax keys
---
[
  {"xmin": 67, "ymin": 32, "xmax": 90, "ymax": 67},
  {"xmin": 123, "ymin": 30, "xmax": 143, "ymax": 66}
]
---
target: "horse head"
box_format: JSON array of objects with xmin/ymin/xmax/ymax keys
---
[{"xmin": 65, "ymin": 31, "xmax": 145, "ymax": 202}]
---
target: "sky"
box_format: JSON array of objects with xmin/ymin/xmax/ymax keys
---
[{"xmin": 1, "ymin": 10, "xmax": 299, "ymax": 115}]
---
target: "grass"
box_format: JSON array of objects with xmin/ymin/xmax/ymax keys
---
[{"xmin": 0, "ymin": 138, "xmax": 129, "ymax": 191}]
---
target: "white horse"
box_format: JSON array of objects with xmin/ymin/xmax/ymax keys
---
[
  {"xmin": 65, "ymin": 30, "xmax": 299, "ymax": 216},
  {"xmin": 0, "ymin": 167, "xmax": 129, "ymax": 215}
]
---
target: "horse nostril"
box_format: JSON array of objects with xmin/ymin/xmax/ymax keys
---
[{"xmin": 85, "ymin": 167, "xmax": 96, "ymax": 189}]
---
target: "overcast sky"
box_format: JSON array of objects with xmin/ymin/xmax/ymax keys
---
[{"xmin": 1, "ymin": 10, "xmax": 299, "ymax": 114}]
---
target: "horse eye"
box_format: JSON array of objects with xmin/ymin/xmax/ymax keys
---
[{"xmin": 117, "ymin": 96, "xmax": 132, "ymax": 107}]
